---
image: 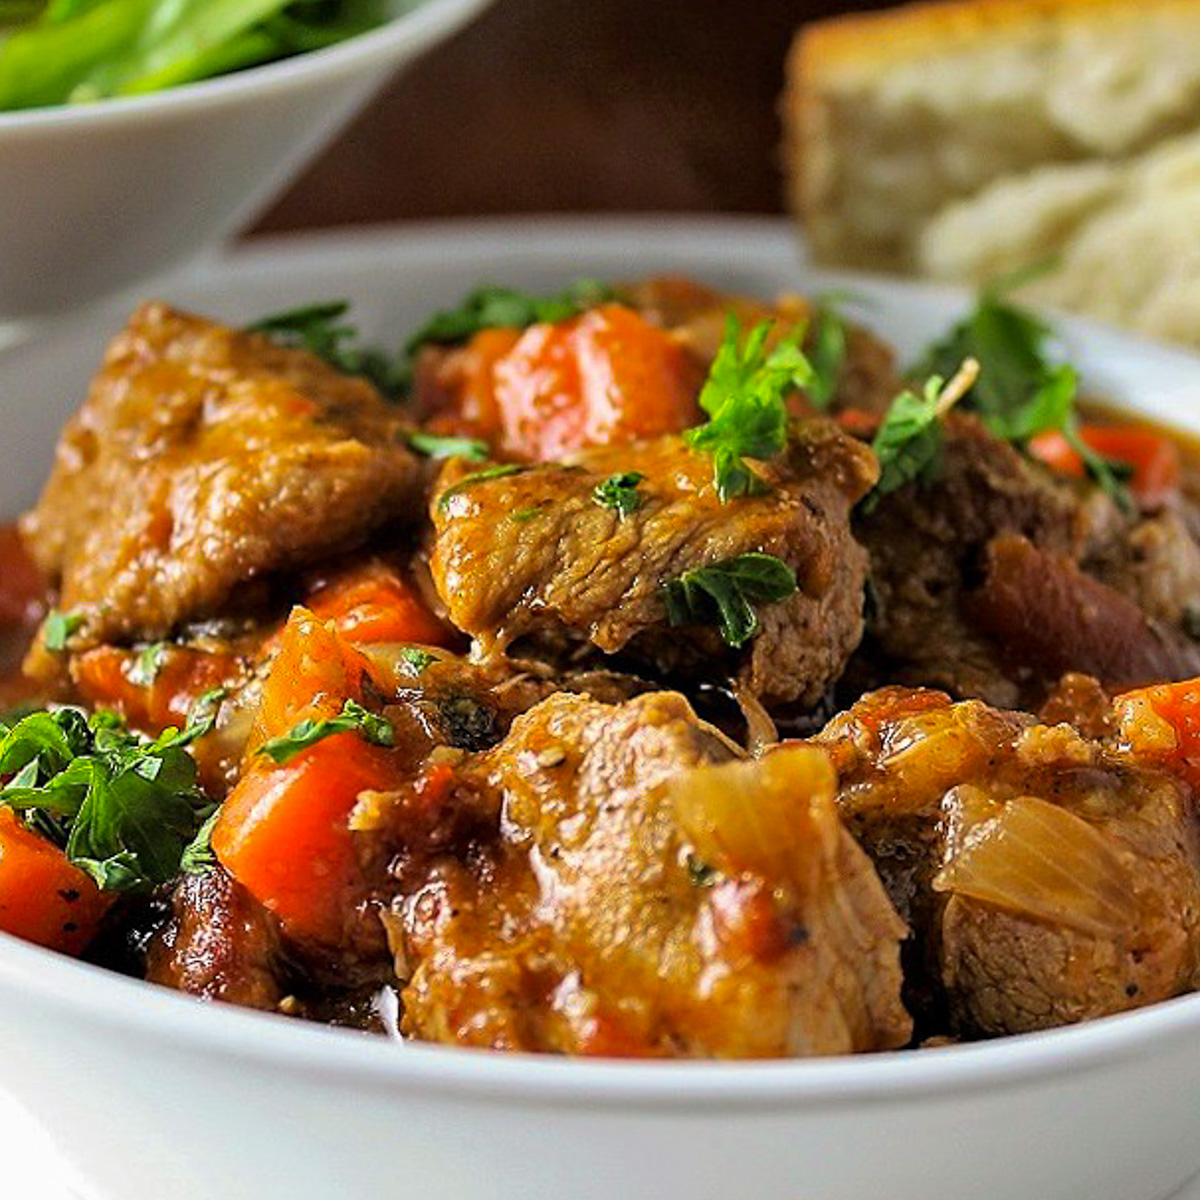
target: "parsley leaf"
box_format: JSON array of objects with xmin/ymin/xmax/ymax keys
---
[
  {"xmin": 436, "ymin": 464, "xmax": 529, "ymax": 513},
  {"xmin": 249, "ymin": 301, "xmax": 407, "ymax": 398},
  {"xmin": 403, "ymin": 280, "xmax": 612, "ymax": 360},
  {"xmin": 662, "ymin": 553, "xmax": 798, "ymax": 648},
  {"xmin": 913, "ymin": 291, "xmax": 1132, "ymax": 509},
  {"xmin": 0, "ymin": 706, "xmax": 216, "ymax": 892},
  {"xmin": 592, "ymin": 471, "xmax": 645, "ymax": 517},
  {"xmin": 43, "ymin": 609, "xmax": 83, "ymax": 652},
  {"xmin": 126, "ymin": 642, "xmax": 168, "ymax": 688},
  {"xmin": 863, "ymin": 360, "xmax": 980, "ymax": 513},
  {"xmin": 804, "ymin": 304, "xmax": 847, "ymax": 411},
  {"xmin": 397, "ymin": 647, "xmax": 438, "ymax": 675},
  {"xmin": 686, "ymin": 316, "xmax": 813, "ymax": 501},
  {"xmin": 408, "ymin": 431, "xmax": 490, "ymax": 461},
  {"xmin": 258, "ymin": 699, "xmax": 394, "ymax": 765},
  {"xmin": 180, "ymin": 808, "xmax": 220, "ymax": 876}
]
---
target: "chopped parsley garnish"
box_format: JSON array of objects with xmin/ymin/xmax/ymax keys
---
[
  {"xmin": 592, "ymin": 471, "xmax": 645, "ymax": 517},
  {"xmin": 863, "ymin": 361, "xmax": 980, "ymax": 513},
  {"xmin": 436, "ymin": 464, "xmax": 529, "ymax": 513},
  {"xmin": 249, "ymin": 301, "xmax": 407, "ymax": 398},
  {"xmin": 42, "ymin": 609, "xmax": 83, "ymax": 652},
  {"xmin": 397, "ymin": 647, "xmax": 439, "ymax": 675},
  {"xmin": 403, "ymin": 280, "xmax": 613, "ymax": 360},
  {"xmin": 408, "ymin": 431, "xmax": 490, "ymax": 461},
  {"xmin": 686, "ymin": 316, "xmax": 813, "ymax": 502},
  {"xmin": 0, "ymin": 703, "xmax": 219, "ymax": 892},
  {"xmin": 913, "ymin": 291, "xmax": 1132, "ymax": 509},
  {"xmin": 127, "ymin": 642, "xmax": 168, "ymax": 688},
  {"xmin": 804, "ymin": 304, "xmax": 847, "ymax": 411},
  {"xmin": 663, "ymin": 553, "xmax": 798, "ymax": 648},
  {"xmin": 180, "ymin": 808, "xmax": 220, "ymax": 876},
  {"xmin": 510, "ymin": 507, "xmax": 542, "ymax": 524},
  {"xmin": 258, "ymin": 699, "xmax": 394, "ymax": 765}
]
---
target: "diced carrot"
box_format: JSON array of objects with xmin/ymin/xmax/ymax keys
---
[
  {"xmin": 492, "ymin": 303, "xmax": 704, "ymax": 460},
  {"xmin": 249, "ymin": 606, "xmax": 377, "ymax": 754},
  {"xmin": 71, "ymin": 644, "xmax": 242, "ymax": 734},
  {"xmin": 215, "ymin": 605, "xmax": 400, "ymax": 941},
  {"xmin": 834, "ymin": 407, "xmax": 881, "ymax": 438},
  {"xmin": 306, "ymin": 561, "xmax": 454, "ymax": 648},
  {"xmin": 1113, "ymin": 679, "xmax": 1200, "ymax": 791},
  {"xmin": 1028, "ymin": 424, "xmax": 1181, "ymax": 508},
  {"xmin": 0, "ymin": 809, "xmax": 111, "ymax": 955},
  {"xmin": 211, "ymin": 734, "xmax": 398, "ymax": 943},
  {"xmin": 414, "ymin": 327, "xmax": 521, "ymax": 442},
  {"xmin": 0, "ymin": 523, "xmax": 47, "ymax": 628}
]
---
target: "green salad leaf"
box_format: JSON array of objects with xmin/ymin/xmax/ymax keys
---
[{"xmin": 0, "ymin": 0, "xmax": 394, "ymax": 110}]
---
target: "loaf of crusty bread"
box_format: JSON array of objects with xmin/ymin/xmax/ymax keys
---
[{"xmin": 783, "ymin": 0, "xmax": 1200, "ymax": 344}]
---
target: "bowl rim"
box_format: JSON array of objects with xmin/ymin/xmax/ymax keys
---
[
  {"xmin": 5, "ymin": 213, "xmax": 1200, "ymax": 1112},
  {"xmin": 0, "ymin": 0, "xmax": 492, "ymax": 131}
]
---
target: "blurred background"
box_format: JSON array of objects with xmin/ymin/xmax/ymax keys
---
[{"xmin": 254, "ymin": 0, "xmax": 895, "ymax": 234}]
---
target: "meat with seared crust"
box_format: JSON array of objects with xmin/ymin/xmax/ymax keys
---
[
  {"xmin": 429, "ymin": 423, "xmax": 878, "ymax": 708},
  {"xmin": 21, "ymin": 303, "xmax": 421, "ymax": 653},
  {"xmin": 815, "ymin": 687, "xmax": 1200, "ymax": 1037},
  {"xmin": 396, "ymin": 691, "xmax": 911, "ymax": 1056}
]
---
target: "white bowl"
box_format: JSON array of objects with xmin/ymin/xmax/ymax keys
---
[
  {"xmin": 3, "ymin": 217, "xmax": 1200, "ymax": 1200},
  {"xmin": 0, "ymin": 0, "xmax": 492, "ymax": 321}
]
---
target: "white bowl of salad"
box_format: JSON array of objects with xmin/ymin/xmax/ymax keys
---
[{"xmin": 0, "ymin": 0, "xmax": 492, "ymax": 320}]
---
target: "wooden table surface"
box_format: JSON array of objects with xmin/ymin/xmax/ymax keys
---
[{"xmin": 253, "ymin": 0, "xmax": 896, "ymax": 234}]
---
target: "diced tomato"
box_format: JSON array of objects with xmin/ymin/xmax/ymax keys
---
[
  {"xmin": 306, "ymin": 561, "xmax": 454, "ymax": 648},
  {"xmin": 1028, "ymin": 424, "xmax": 1181, "ymax": 509},
  {"xmin": 492, "ymin": 303, "xmax": 704, "ymax": 460},
  {"xmin": 0, "ymin": 809, "xmax": 112, "ymax": 955},
  {"xmin": 71, "ymin": 644, "xmax": 242, "ymax": 735}
]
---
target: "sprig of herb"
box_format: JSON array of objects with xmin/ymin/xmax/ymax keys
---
[
  {"xmin": 249, "ymin": 301, "xmax": 407, "ymax": 398},
  {"xmin": 408, "ymin": 431, "xmax": 489, "ymax": 461},
  {"xmin": 403, "ymin": 279, "xmax": 612, "ymax": 358},
  {"xmin": 436, "ymin": 464, "xmax": 528, "ymax": 514},
  {"xmin": 863, "ymin": 360, "xmax": 980, "ymax": 513},
  {"xmin": 592, "ymin": 471, "xmax": 645, "ymax": 517},
  {"xmin": 0, "ymin": 704, "xmax": 219, "ymax": 892},
  {"xmin": 686, "ymin": 316, "xmax": 813, "ymax": 501},
  {"xmin": 258, "ymin": 698, "xmax": 394, "ymax": 765},
  {"xmin": 663, "ymin": 552, "xmax": 798, "ymax": 648},
  {"xmin": 913, "ymin": 291, "xmax": 1132, "ymax": 508},
  {"xmin": 804, "ymin": 303, "xmax": 847, "ymax": 411}
]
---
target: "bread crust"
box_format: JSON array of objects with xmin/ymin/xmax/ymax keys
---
[{"xmin": 793, "ymin": 0, "xmax": 1200, "ymax": 84}]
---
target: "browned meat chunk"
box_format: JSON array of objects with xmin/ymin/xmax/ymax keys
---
[
  {"xmin": 394, "ymin": 691, "xmax": 910, "ymax": 1057},
  {"xmin": 21, "ymin": 303, "xmax": 420, "ymax": 651},
  {"xmin": 856, "ymin": 414, "xmax": 1085, "ymax": 706},
  {"xmin": 964, "ymin": 533, "xmax": 1200, "ymax": 688},
  {"xmin": 815, "ymin": 687, "xmax": 1200, "ymax": 1037},
  {"xmin": 429, "ymin": 424, "xmax": 878, "ymax": 708},
  {"xmin": 146, "ymin": 868, "xmax": 284, "ymax": 1011}
]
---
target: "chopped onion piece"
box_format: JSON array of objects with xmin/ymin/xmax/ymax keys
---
[
  {"xmin": 669, "ymin": 745, "xmax": 837, "ymax": 893},
  {"xmin": 934, "ymin": 794, "xmax": 1136, "ymax": 938}
]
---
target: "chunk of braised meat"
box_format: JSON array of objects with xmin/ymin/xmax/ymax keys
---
[
  {"xmin": 813, "ymin": 687, "xmax": 1200, "ymax": 1038},
  {"xmin": 146, "ymin": 868, "xmax": 285, "ymax": 1012},
  {"xmin": 854, "ymin": 414, "xmax": 1082, "ymax": 708},
  {"xmin": 429, "ymin": 424, "xmax": 878, "ymax": 709},
  {"xmin": 21, "ymin": 303, "xmax": 420, "ymax": 658},
  {"xmin": 964, "ymin": 534, "xmax": 1200, "ymax": 690},
  {"xmin": 392, "ymin": 692, "xmax": 910, "ymax": 1057}
]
